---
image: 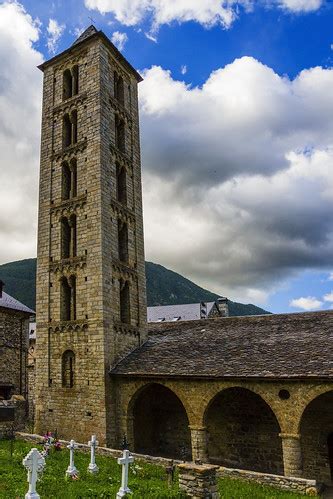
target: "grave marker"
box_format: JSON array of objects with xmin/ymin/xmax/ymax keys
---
[
  {"xmin": 66, "ymin": 439, "xmax": 79, "ymax": 477},
  {"xmin": 87, "ymin": 435, "xmax": 99, "ymax": 474},
  {"xmin": 22, "ymin": 448, "xmax": 45, "ymax": 499},
  {"xmin": 116, "ymin": 449, "xmax": 134, "ymax": 498}
]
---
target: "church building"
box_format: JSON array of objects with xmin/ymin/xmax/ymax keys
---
[{"xmin": 34, "ymin": 27, "xmax": 333, "ymax": 485}]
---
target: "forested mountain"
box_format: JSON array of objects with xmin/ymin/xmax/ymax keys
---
[{"xmin": 0, "ymin": 258, "xmax": 269, "ymax": 316}]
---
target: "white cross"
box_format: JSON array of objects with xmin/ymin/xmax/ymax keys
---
[
  {"xmin": 87, "ymin": 435, "xmax": 99, "ymax": 474},
  {"xmin": 66, "ymin": 439, "xmax": 79, "ymax": 477},
  {"xmin": 22, "ymin": 448, "xmax": 45, "ymax": 499},
  {"xmin": 116, "ymin": 449, "xmax": 134, "ymax": 498}
]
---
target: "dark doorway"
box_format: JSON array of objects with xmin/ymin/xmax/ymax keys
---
[{"xmin": 132, "ymin": 383, "xmax": 192, "ymax": 460}]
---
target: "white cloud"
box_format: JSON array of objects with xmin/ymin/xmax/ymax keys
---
[
  {"xmin": 289, "ymin": 297, "xmax": 323, "ymax": 310},
  {"xmin": 84, "ymin": 0, "xmax": 323, "ymax": 32},
  {"xmin": 277, "ymin": 0, "xmax": 323, "ymax": 13},
  {"xmin": 139, "ymin": 60, "xmax": 333, "ymax": 300},
  {"xmin": 47, "ymin": 18, "xmax": 65, "ymax": 54},
  {"xmin": 85, "ymin": 0, "xmax": 239, "ymax": 29},
  {"xmin": 180, "ymin": 65, "xmax": 187, "ymax": 75},
  {"xmin": 111, "ymin": 31, "xmax": 128, "ymax": 51},
  {"xmin": 324, "ymin": 291, "xmax": 333, "ymax": 302},
  {"xmin": 0, "ymin": 1, "xmax": 43, "ymax": 264}
]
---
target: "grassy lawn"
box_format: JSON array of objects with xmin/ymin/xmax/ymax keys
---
[{"xmin": 0, "ymin": 440, "xmax": 304, "ymax": 498}]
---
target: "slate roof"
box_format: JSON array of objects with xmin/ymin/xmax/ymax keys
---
[
  {"xmin": 0, "ymin": 292, "xmax": 34, "ymax": 315},
  {"xmin": 111, "ymin": 310, "xmax": 333, "ymax": 379},
  {"xmin": 147, "ymin": 302, "xmax": 216, "ymax": 322},
  {"xmin": 38, "ymin": 25, "xmax": 142, "ymax": 82},
  {"xmin": 72, "ymin": 25, "xmax": 97, "ymax": 46}
]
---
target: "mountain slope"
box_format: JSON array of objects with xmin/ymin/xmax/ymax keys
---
[{"xmin": 0, "ymin": 258, "xmax": 269, "ymax": 316}]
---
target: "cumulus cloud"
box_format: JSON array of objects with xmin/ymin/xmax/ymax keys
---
[
  {"xmin": 111, "ymin": 31, "xmax": 128, "ymax": 51},
  {"xmin": 289, "ymin": 297, "xmax": 323, "ymax": 310},
  {"xmin": 140, "ymin": 60, "xmax": 333, "ymax": 301},
  {"xmin": 277, "ymin": 0, "xmax": 323, "ymax": 13},
  {"xmin": 324, "ymin": 291, "xmax": 333, "ymax": 302},
  {"xmin": 180, "ymin": 65, "xmax": 187, "ymax": 75},
  {"xmin": 46, "ymin": 18, "xmax": 65, "ymax": 54},
  {"xmin": 0, "ymin": 1, "xmax": 43, "ymax": 264},
  {"xmin": 84, "ymin": 0, "xmax": 323, "ymax": 32}
]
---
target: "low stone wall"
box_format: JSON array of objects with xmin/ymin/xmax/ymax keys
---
[
  {"xmin": 16, "ymin": 432, "xmax": 180, "ymax": 468},
  {"xmin": 178, "ymin": 463, "xmax": 220, "ymax": 498},
  {"xmin": 218, "ymin": 466, "xmax": 322, "ymax": 496}
]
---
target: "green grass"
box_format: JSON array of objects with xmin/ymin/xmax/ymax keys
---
[
  {"xmin": 0, "ymin": 440, "xmax": 304, "ymax": 498},
  {"xmin": 218, "ymin": 477, "xmax": 304, "ymax": 498}
]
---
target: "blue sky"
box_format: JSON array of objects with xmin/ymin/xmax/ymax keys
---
[{"xmin": 1, "ymin": 0, "xmax": 333, "ymax": 313}]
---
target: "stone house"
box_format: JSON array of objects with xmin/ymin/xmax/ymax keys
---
[
  {"xmin": 0, "ymin": 280, "xmax": 34, "ymax": 432},
  {"xmin": 33, "ymin": 25, "xmax": 333, "ymax": 486}
]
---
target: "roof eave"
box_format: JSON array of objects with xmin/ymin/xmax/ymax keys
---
[{"xmin": 38, "ymin": 31, "xmax": 143, "ymax": 82}]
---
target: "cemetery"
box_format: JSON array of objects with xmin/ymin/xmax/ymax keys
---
[{"xmin": 0, "ymin": 435, "xmax": 312, "ymax": 498}]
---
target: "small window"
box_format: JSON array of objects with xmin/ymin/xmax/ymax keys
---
[
  {"xmin": 62, "ymin": 350, "xmax": 75, "ymax": 388},
  {"xmin": 60, "ymin": 275, "xmax": 76, "ymax": 321},
  {"xmin": 63, "ymin": 65, "xmax": 79, "ymax": 101},
  {"xmin": 116, "ymin": 163, "xmax": 127, "ymax": 205},
  {"xmin": 120, "ymin": 279, "xmax": 130, "ymax": 324},
  {"xmin": 115, "ymin": 115, "xmax": 125, "ymax": 153},
  {"xmin": 118, "ymin": 220, "xmax": 129, "ymax": 263},
  {"xmin": 114, "ymin": 71, "xmax": 124, "ymax": 105}
]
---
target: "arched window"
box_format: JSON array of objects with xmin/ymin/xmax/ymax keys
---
[
  {"xmin": 62, "ymin": 350, "xmax": 75, "ymax": 388},
  {"xmin": 119, "ymin": 279, "xmax": 130, "ymax": 324},
  {"xmin": 63, "ymin": 69, "xmax": 72, "ymax": 100},
  {"xmin": 63, "ymin": 114, "xmax": 72, "ymax": 148},
  {"xmin": 60, "ymin": 276, "xmax": 71, "ymax": 321},
  {"xmin": 72, "ymin": 65, "xmax": 79, "ymax": 96},
  {"xmin": 61, "ymin": 217, "xmax": 71, "ymax": 259},
  {"xmin": 61, "ymin": 161, "xmax": 71, "ymax": 200},
  {"xmin": 62, "ymin": 159, "xmax": 77, "ymax": 200},
  {"xmin": 61, "ymin": 215, "xmax": 77, "ymax": 259},
  {"xmin": 60, "ymin": 276, "xmax": 76, "ymax": 321},
  {"xmin": 115, "ymin": 115, "xmax": 125, "ymax": 153},
  {"xmin": 116, "ymin": 163, "xmax": 127, "ymax": 205},
  {"xmin": 118, "ymin": 220, "xmax": 128, "ymax": 263},
  {"xmin": 62, "ymin": 111, "xmax": 78, "ymax": 149},
  {"xmin": 63, "ymin": 66, "xmax": 79, "ymax": 101},
  {"xmin": 70, "ymin": 158, "xmax": 77, "ymax": 198},
  {"xmin": 114, "ymin": 71, "xmax": 124, "ymax": 105},
  {"xmin": 71, "ymin": 110, "xmax": 77, "ymax": 144}
]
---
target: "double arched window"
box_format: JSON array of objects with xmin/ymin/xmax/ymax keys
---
[{"xmin": 63, "ymin": 66, "xmax": 79, "ymax": 101}]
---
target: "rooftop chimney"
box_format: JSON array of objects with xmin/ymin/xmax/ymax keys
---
[
  {"xmin": 0, "ymin": 280, "xmax": 4, "ymax": 298},
  {"xmin": 216, "ymin": 297, "xmax": 229, "ymax": 317}
]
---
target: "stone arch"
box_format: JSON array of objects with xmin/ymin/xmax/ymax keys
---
[
  {"xmin": 300, "ymin": 390, "xmax": 333, "ymax": 483},
  {"xmin": 204, "ymin": 386, "xmax": 283, "ymax": 474},
  {"xmin": 129, "ymin": 382, "xmax": 192, "ymax": 460}
]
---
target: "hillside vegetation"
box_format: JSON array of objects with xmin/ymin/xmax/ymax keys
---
[{"xmin": 0, "ymin": 258, "xmax": 269, "ymax": 316}]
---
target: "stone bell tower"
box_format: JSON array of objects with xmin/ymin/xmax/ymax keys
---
[{"xmin": 34, "ymin": 26, "xmax": 147, "ymax": 445}]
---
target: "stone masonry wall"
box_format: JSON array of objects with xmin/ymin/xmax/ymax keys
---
[
  {"xmin": 218, "ymin": 467, "xmax": 322, "ymax": 496},
  {"xmin": 0, "ymin": 308, "xmax": 29, "ymax": 399},
  {"xmin": 178, "ymin": 463, "xmax": 220, "ymax": 499}
]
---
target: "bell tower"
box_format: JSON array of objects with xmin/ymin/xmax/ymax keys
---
[{"xmin": 34, "ymin": 26, "xmax": 147, "ymax": 445}]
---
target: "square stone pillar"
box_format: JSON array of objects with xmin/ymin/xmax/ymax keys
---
[
  {"xmin": 178, "ymin": 462, "xmax": 220, "ymax": 498},
  {"xmin": 280, "ymin": 433, "xmax": 303, "ymax": 478},
  {"xmin": 189, "ymin": 426, "xmax": 208, "ymax": 463}
]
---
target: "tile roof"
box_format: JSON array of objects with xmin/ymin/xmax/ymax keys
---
[
  {"xmin": 112, "ymin": 310, "xmax": 333, "ymax": 379},
  {"xmin": 0, "ymin": 292, "xmax": 34, "ymax": 315},
  {"xmin": 147, "ymin": 302, "xmax": 216, "ymax": 322}
]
